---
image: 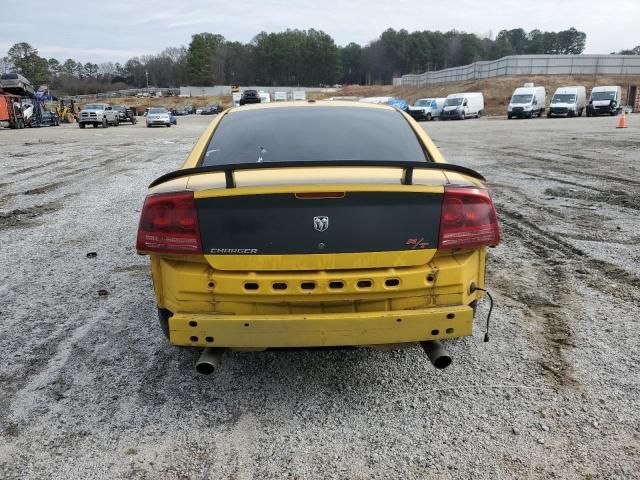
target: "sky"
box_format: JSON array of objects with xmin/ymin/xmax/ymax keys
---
[{"xmin": 1, "ymin": 0, "xmax": 639, "ymax": 64}]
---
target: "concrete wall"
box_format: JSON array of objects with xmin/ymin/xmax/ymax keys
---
[
  {"xmin": 393, "ymin": 55, "xmax": 640, "ymax": 86},
  {"xmin": 178, "ymin": 85, "xmax": 337, "ymax": 97}
]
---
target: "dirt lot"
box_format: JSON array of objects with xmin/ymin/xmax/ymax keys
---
[{"xmin": 0, "ymin": 113, "xmax": 638, "ymax": 479}]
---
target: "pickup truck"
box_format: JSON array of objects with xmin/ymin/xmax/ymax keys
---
[
  {"xmin": 112, "ymin": 105, "xmax": 137, "ymax": 124},
  {"xmin": 78, "ymin": 103, "xmax": 119, "ymax": 128}
]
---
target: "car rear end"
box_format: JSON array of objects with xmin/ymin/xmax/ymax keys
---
[
  {"xmin": 240, "ymin": 90, "xmax": 261, "ymax": 105},
  {"xmin": 136, "ymin": 103, "xmax": 499, "ymax": 359}
]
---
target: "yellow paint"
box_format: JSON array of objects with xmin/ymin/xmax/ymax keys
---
[
  {"xmin": 169, "ymin": 305, "xmax": 474, "ymax": 348},
  {"xmin": 142, "ymin": 101, "xmax": 490, "ymax": 348}
]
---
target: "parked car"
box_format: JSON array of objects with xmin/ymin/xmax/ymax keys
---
[
  {"xmin": 385, "ymin": 98, "xmax": 410, "ymax": 113},
  {"xmin": 174, "ymin": 108, "xmax": 188, "ymax": 116},
  {"xmin": 195, "ymin": 108, "xmax": 203, "ymax": 115},
  {"xmin": 78, "ymin": 103, "xmax": 119, "ymax": 128},
  {"xmin": 507, "ymin": 84, "xmax": 546, "ymax": 119},
  {"xmin": 408, "ymin": 98, "xmax": 446, "ymax": 121},
  {"xmin": 136, "ymin": 102, "xmax": 500, "ymax": 374},
  {"xmin": 201, "ymin": 104, "xmax": 220, "ymax": 115},
  {"xmin": 0, "ymin": 72, "xmax": 35, "ymax": 97},
  {"xmin": 441, "ymin": 93, "xmax": 484, "ymax": 120},
  {"xmin": 146, "ymin": 107, "xmax": 172, "ymax": 127},
  {"xmin": 112, "ymin": 105, "xmax": 137, "ymax": 124},
  {"xmin": 239, "ymin": 89, "xmax": 261, "ymax": 105},
  {"xmin": 587, "ymin": 86, "xmax": 623, "ymax": 116},
  {"xmin": 184, "ymin": 105, "xmax": 194, "ymax": 114},
  {"xmin": 548, "ymin": 86, "xmax": 587, "ymax": 117}
]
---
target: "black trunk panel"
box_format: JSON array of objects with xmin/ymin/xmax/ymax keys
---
[{"xmin": 197, "ymin": 192, "xmax": 442, "ymax": 255}]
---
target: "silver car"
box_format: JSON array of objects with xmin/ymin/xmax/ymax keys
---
[
  {"xmin": 0, "ymin": 72, "xmax": 35, "ymax": 96},
  {"xmin": 146, "ymin": 107, "xmax": 172, "ymax": 128}
]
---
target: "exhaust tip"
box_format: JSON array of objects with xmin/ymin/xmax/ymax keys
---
[
  {"xmin": 195, "ymin": 347, "xmax": 224, "ymax": 375},
  {"xmin": 195, "ymin": 362, "xmax": 216, "ymax": 375},
  {"xmin": 432, "ymin": 355, "xmax": 452, "ymax": 370},
  {"xmin": 420, "ymin": 340, "xmax": 452, "ymax": 370}
]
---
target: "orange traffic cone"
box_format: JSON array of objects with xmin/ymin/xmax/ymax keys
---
[{"xmin": 616, "ymin": 110, "xmax": 627, "ymax": 129}]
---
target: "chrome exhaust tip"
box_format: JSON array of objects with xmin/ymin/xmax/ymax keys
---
[{"xmin": 195, "ymin": 347, "xmax": 225, "ymax": 375}]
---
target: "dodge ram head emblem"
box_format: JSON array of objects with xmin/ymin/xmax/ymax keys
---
[{"xmin": 313, "ymin": 216, "xmax": 329, "ymax": 232}]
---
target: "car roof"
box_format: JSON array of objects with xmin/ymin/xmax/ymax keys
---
[{"xmin": 227, "ymin": 100, "xmax": 397, "ymax": 115}]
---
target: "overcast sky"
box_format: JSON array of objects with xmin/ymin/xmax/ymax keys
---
[{"xmin": 1, "ymin": 0, "xmax": 638, "ymax": 64}]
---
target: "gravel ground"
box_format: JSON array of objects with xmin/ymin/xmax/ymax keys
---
[{"xmin": 0, "ymin": 114, "xmax": 638, "ymax": 479}]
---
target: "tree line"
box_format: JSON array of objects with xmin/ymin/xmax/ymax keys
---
[{"xmin": 0, "ymin": 27, "xmax": 606, "ymax": 95}]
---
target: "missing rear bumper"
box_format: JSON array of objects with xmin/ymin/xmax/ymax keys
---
[{"xmin": 168, "ymin": 305, "xmax": 474, "ymax": 349}]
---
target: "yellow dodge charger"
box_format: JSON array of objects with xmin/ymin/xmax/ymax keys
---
[{"xmin": 136, "ymin": 101, "xmax": 500, "ymax": 374}]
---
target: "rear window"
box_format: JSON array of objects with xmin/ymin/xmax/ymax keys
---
[
  {"xmin": 1, "ymin": 73, "xmax": 18, "ymax": 80},
  {"xmin": 202, "ymin": 106, "xmax": 429, "ymax": 166}
]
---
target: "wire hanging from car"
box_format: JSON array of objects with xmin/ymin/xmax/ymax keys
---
[{"xmin": 470, "ymin": 286, "xmax": 494, "ymax": 343}]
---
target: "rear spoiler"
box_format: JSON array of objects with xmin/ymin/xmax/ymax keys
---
[{"xmin": 148, "ymin": 160, "xmax": 486, "ymax": 189}]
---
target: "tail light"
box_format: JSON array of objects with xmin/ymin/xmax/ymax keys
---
[
  {"xmin": 136, "ymin": 191, "xmax": 202, "ymax": 254},
  {"xmin": 438, "ymin": 186, "xmax": 500, "ymax": 250}
]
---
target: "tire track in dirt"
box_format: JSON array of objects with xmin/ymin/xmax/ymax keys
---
[
  {"xmin": 497, "ymin": 209, "xmax": 579, "ymax": 387},
  {"xmin": 493, "ymin": 149, "xmax": 640, "ymax": 187}
]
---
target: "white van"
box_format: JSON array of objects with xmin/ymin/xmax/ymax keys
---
[
  {"xmin": 259, "ymin": 91, "xmax": 271, "ymax": 103},
  {"xmin": 587, "ymin": 86, "xmax": 623, "ymax": 116},
  {"xmin": 408, "ymin": 97, "xmax": 446, "ymax": 121},
  {"xmin": 441, "ymin": 92, "xmax": 484, "ymax": 120},
  {"xmin": 548, "ymin": 86, "xmax": 587, "ymax": 117},
  {"xmin": 274, "ymin": 91, "xmax": 288, "ymax": 102},
  {"xmin": 508, "ymin": 84, "xmax": 546, "ymax": 119}
]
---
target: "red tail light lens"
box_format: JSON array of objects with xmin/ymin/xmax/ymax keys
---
[
  {"xmin": 136, "ymin": 192, "xmax": 202, "ymax": 254},
  {"xmin": 438, "ymin": 186, "xmax": 500, "ymax": 249}
]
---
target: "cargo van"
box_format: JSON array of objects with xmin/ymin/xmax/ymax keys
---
[
  {"xmin": 292, "ymin": 91, "xmax": 306, "ymax": 101},
  {"xmin": 408, "ymin": 97, "xmax": 446, "ymax": 121},
  {"xmin": 274, "ymin": 91, "xmax": 288, "ymax": 102},
  {"xmin": 259, "ymin": 91, "xmax": 271, "ymax": 103},
  {"xmin": 440, "ymin": 92, "xmax": 484, "ymax": 120},
  {"xmin": 548, "ymin": 86, "xmax": 587, "ymax": 117},
  {"xmin": 508, "ymin": 83, "xmax": 546, "ymax": 119},
  {"xmin": 587, "ymin": 86, "xmax": 623, "ymax": 116}
]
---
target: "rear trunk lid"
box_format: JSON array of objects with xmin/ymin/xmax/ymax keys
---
[{"xmin": 189, "ymin": 167, "xmax": 455, "ymax": 271}]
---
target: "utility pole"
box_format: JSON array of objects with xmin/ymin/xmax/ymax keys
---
[{"xmin": 145, "ymin": 70, "xmax": 149, "ymax": 94}]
